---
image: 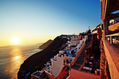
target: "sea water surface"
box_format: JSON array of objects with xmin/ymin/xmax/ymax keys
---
[{"xmin": 0, "ymin": 44, "xmax": 41, "ymax": 79}]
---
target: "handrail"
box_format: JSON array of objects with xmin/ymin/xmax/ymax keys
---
[{"xmin": 106, "ymin": 33, "xmax": 119, "ymax": 37}]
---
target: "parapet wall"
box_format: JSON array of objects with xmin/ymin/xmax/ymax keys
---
[{"xmin": 103, "ymin": 39, "xmax": 119, "ymax": 79}]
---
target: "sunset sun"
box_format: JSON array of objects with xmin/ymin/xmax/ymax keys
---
[{"xmin": 11, "ymin": 37, "xmax": 21, "ymax": 45}]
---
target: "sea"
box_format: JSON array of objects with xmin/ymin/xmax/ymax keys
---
[{"xmin": 0, "ymin": 44, "xmax": 42, "ymax": 79}]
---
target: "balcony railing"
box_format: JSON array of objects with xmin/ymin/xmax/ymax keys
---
[{"xmin": 105, "ymin": 33, "xmax": 119, "ymax": 46}]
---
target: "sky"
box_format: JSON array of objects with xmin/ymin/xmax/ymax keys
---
[{"xmin": 0, "ymin": 0, "xmax": 101, "ymax": 46}]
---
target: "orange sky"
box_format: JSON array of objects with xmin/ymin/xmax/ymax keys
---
[{"xmin": 0, "ymin": 35, "xmax": 56, "ymax": 46}]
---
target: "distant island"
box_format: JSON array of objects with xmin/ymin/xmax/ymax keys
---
[{"xmin": 39, "ymin": 39, "xmax": 53, "ymax": 49}]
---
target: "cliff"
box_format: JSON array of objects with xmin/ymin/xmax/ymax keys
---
[
  {"xmin": 39, "ymin": 39, "xmax": 53, "ymax": 49},
  {"xmin": 18, "ymin": 35, "xmax": 68, "ymax": 79}
]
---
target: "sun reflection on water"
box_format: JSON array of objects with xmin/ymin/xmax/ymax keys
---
[
  {"xmin": 5, "ymin": 47, "xmax": 25, "ymax": 79},
  {"xmin": 13, "ymin": 56, "xmax": 21, "ymax": 60}
]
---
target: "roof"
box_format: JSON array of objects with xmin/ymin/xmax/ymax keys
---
[{"xmin": 70, "ymin": 69, "xmax": 100, "ymax": 79}]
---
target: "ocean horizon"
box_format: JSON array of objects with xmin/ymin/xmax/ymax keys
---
[{"xmin": 0, "ymin": 44, "xmax": 41, "ymax": 79}]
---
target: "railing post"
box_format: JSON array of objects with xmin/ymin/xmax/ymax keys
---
[{"xmin": 110, "ymin": 36, "xmax": 113, "ymax": 44}]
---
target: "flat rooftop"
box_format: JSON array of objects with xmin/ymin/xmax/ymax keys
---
[{"xmin": 70, "ymin": 69, "xmax": 100, "ymax": 79}]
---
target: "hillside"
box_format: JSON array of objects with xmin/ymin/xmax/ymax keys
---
[
  {"xmin": 18, "ymin": 35, "xmax": 68, "ymax": 79},
  {"xmin": 39, "ymin": 39, "xmax": 53, "ymax": 49}
]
